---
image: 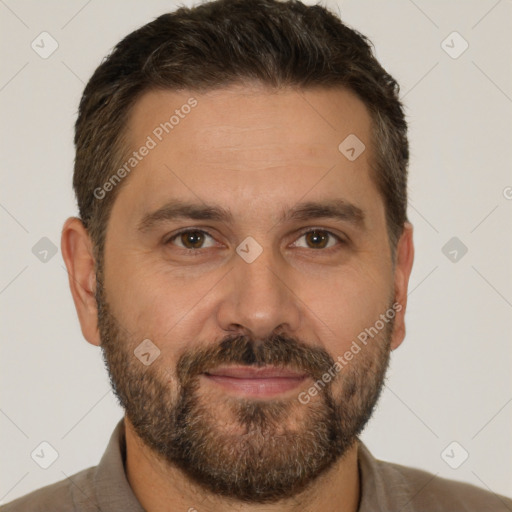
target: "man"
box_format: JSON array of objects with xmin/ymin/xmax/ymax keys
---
[{"xmin": 3, "ymin": 0, "xmax": 511, "ymax": 510}]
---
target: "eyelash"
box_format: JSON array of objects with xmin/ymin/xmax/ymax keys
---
[{"xmin": 165, "ymin": 228, "xmax": 346, "ymax": 254}]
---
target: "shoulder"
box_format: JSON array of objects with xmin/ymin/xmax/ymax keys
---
[
  {"xmin": 1, "ymin": 466, "xmax": 96, "ymax": 512},
  {"xmin": 378, "ymin": 457, "xmax": 512, "ymax": 511},
  {"xmin": 357, "ymin": 441, "xmax": 512, "ymax": 512}
]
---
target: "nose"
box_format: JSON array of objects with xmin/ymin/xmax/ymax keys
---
[{"xmin": 216, "ymin": 246, "xmax": 302, "ymax": 341}]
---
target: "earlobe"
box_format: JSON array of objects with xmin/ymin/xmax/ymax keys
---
[
  {"xmin": 61, "ymin": 217, "xmax": 101, "ymax": 347},
  {"xmin": 390, "ymin": 222, "xmax": 414, "ymax": 351}
]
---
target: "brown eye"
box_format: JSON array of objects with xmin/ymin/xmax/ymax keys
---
[
  {"xmin": 167, "ymin": 230, "xmax": 215, "ymax": 250},
  {"xmin": 293, "ymin": 229, "xmax": 343, "ymax": 250},
  {"xmin": 305, "ymin": 230, "xmax": 329, "ymax": 249}
]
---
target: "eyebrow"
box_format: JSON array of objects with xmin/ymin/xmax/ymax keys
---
[{"xmin": 137, "ymin": 198, "xmax": 365, "ymax": 233}]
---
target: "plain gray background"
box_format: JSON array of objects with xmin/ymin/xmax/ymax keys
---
[{"xmin": 1, "ymin": 0, "xmax": 511, "ymax": 503}]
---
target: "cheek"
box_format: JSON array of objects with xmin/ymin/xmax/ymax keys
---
[
  {"xmin": 106, "ymin": 262, "xmax": 218, "ymax": 359},
  {"xmin": 303, "ymin": 265, "xmax": 393, "ymax": 356},
  {"xmin": 102, "ymin": 251, "xmax": 168, "ymax": 338}
]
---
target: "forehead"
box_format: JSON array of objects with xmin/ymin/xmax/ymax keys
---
[{"xmin": 112, "ymin": 83, "xmax": 381, "ymax": 228}]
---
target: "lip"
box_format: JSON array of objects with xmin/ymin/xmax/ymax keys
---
[{"xmin": 202, "ymin": 366, "xmax": 309, "ymax": 398}]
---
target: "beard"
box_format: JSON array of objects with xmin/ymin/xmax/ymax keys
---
[{"xmin": 96, "ymin": 275, "xmax": 393, "ymax": 504}]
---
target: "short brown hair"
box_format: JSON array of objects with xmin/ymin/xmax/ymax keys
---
[{"xmin": 73, "ymin": 0, "xmax": 409, "ymax": 264}]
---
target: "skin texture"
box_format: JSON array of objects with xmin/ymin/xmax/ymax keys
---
[{"xmin": 61, "ymin": 83, "xmax": 414, "ymax": 512}]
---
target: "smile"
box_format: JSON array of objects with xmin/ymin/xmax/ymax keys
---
[{"xmin": 202, "ymin": 366, "xmax": 309, "ymax": 398}]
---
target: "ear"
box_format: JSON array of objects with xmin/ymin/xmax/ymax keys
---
[
  {"xmin": 390, "ymin": 222, "xmax": 414, "ymax": 351},
  {"xmin": 61, "ymin": 217, "xmax": 101, "ymax": 347}
]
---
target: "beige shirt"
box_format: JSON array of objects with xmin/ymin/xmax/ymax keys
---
[{"xmin": 2, "ymin": 419, "xmax": 511, "ymax": 511}]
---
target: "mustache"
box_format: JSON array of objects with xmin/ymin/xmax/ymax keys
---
[{"xmin": 176, "ymin": 333, "xmax": 335, "ymax": 386}]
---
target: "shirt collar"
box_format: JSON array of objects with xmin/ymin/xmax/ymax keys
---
[
  {"xmin": 93, "ymin": 419, "xmax": 145, "ymax": 512},
  {"xmin": 357, "ymin": 440, "xmax": 416, "ymax": 511}
]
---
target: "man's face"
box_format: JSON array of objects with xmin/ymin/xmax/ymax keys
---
[{"xmin": 97, "ymin": 84, "xmax": 400, "ymax": 502}]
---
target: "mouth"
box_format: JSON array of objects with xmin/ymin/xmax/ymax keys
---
[{"xmin": 202, "ymin": 366, "xmax": 309, "ymax": 398}]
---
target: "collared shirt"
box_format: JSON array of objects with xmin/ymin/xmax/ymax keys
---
[{"xmin": 2, "ymin": 419, "xmax": 511, "ymax": 511}]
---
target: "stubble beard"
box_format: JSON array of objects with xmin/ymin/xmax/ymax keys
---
[{"xmin": 96, "ymin": 272, "xmax": 393, "ymax": 503}]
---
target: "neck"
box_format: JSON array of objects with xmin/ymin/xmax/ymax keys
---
[{"xmin": 124, "ymin": 416, "xmax": 361, "ymax": 512}]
